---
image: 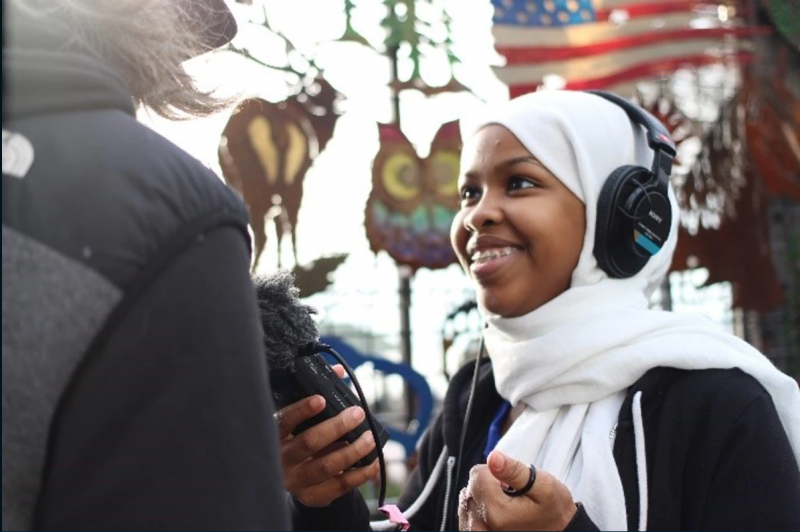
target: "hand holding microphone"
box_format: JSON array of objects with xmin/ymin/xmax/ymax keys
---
[
  {"xmin": 275, "ymin": 391, "xmax": 380, "ymax": 507},
  {"xmin": 255, "ymin": 272, "xmax": 385, "ymax": 507}
]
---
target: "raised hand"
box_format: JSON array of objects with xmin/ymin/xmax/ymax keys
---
[{"xmin": 458, "ymin": 451, "xmax": 577, "ymax": 531}]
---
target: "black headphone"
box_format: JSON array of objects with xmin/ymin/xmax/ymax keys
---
[{"xmin": 587, "ymin": 90, "xmax": 677, "ymax": 278}]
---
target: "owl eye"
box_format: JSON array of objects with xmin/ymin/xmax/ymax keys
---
[
  {"xmin": 428, "ymin": 151, "xmax": 460, "ymax": 198},
  {"xmin": 382, "ymin": 153, "xmax": 422, "ymax": 201}
]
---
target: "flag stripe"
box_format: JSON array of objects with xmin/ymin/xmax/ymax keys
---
[
  {"xmin": 594, "ymin": 0, "xmax": 703, "ymax": 21},
  {"xmin": 497, "ymin": 26, "xmax": 772, "ymax": 63},
  {"xmin": 492, "ymin": 12, "xmax": 697, "ymax": 48},
  {"xmin": 492, "ymin": 0, "xmax": 702, "ymax": 26},
  {"xmin": 505, "ymin": 51, "xmax": 755, "ymax": 96},
  {"xmin": 494, "ymin": 39, "xmax": 751, "ymax": 85}
]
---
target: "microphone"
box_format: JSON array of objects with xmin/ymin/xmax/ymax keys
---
[
  {"xmin": 253, "ymin": 271, "xmax": 318, "ymax": 370},
  {"xmin": 253, "ymin": 271, "xmax": 390, "ymax": 472}
]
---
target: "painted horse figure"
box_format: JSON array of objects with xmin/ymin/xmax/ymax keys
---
[{"xmin": 219, "ymin": 79, "xmax": 340, "ymax": 269}]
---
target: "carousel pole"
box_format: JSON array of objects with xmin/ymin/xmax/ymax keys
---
[{"xmin": 387, "ymin": 43, "xmax": 416, "ymax": 426}]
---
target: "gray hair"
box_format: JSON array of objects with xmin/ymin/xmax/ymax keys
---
[{"xmin": 10, "ymin": 0, "xmax": 235, "ymax": 119}]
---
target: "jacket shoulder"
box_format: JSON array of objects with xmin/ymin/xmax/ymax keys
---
[
  {"xmin": 4, "ymin": 110, "xmax": 249, "ymax": 288},
  {"xmin": 625, "ymin": 366, "xmax": 769, "ymax": 421},
  {"xmin": 614, "ymin": 366, "xmax": 783, "ymax": 531}
]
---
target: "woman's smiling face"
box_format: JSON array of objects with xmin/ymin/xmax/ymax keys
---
[{"xmin": 451, "ymin": 125, "xmax": 586, "ymax": 318}]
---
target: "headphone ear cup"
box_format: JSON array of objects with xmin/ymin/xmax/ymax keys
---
[{"xmin": 594, "ymin": 165, "xmax": 641, "ymax": 277}]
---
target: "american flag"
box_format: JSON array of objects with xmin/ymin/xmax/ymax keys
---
[{"xmin": 490, "ymin": 0, "xmax": 772, "ymax": 97}]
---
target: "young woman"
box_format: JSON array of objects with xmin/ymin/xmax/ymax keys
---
[{"xmin": 280, "ymin": 90, "xmax": 800, "ymax": 531}]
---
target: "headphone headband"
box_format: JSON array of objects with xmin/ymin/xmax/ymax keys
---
[
  {"xmin": 586, "ymin": 90, "xmax": 675, "ymax": 191},
  {"xmin": 586, "ymin": 90, "xmax": 677, "ymax": 157}
]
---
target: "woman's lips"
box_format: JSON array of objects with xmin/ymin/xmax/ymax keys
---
[{"xmin": 469, "ymin": 247, "xmax": 522, "ymax": 281}]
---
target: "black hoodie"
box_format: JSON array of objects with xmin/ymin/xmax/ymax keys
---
[
  {"xmin": 293, "ymin": 360, "xmax": 800, "ymax": 531},
  {"xmin": 2, "ymin": 12, "xmax": 289, "ymax": 531}
]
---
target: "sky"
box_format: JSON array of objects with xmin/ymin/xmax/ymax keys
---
[{"xmin": 139, "ymin": 0, "xmax": 736, "ymax": 403}]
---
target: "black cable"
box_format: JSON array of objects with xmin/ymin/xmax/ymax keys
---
[
  {"xmin": 305, "ymin": 342, "xmax": 388, "ymax": 508},
  {"xmin": 450, "ymin": 334, "xmax": 485, "ymax": 525}
]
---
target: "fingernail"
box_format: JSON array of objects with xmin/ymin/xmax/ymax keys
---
[
  {"xmin": 351, "ymin": 407, "xmax": 365, "ymax": 421},
  {"xmin": 360, "ymin": 431, "xmax": 375, "ymax": 447},
  {"xmin": 491, "ymin": 451, "xmax": 506, "ymax": 470},
  {"xmin": 310, "ymin": 395, "xmax": 325, "ymax": 409},
  {"xmin": 366, "ymin": 431, "xmax": 375, "ymax": 445}
]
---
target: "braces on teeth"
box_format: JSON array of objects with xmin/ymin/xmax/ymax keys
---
[{"xmin": 471, "ymin": 247, "xmax": 517, "ymax": 263}]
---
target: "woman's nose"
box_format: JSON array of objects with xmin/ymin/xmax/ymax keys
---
[{"xmin": 464, "ymin": 192, "xmax": 504, "ymax": 231}]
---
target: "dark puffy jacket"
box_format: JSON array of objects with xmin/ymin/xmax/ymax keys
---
[{"xmin": 2, "ymin": 18, "xmax": 288, "ymax": 531}]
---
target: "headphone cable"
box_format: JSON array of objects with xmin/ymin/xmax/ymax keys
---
[{"xmin": 450, "ymin": 333, "xmax": 486, "ymax": 526}]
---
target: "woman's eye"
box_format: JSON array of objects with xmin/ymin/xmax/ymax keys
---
[
  {"xmin": 508, "ymin": 176, "xmax": 537, "ymax": 191},
  {"xmin": 459, "ymin": 186, "xmax": 480, "ymax": 201}
]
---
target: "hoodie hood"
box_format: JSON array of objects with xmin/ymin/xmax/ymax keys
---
[{"xmin": 4, "ymin": 48, "xmax": 135, "ymax": 123}]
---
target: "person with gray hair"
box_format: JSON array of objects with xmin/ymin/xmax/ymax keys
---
[{"xmin": 2, "ymin": 1, "xmax": 289, "ymax": 529}]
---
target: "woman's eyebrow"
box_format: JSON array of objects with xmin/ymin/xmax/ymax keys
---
[
  {"xmin": 496, "ymin": 155, "xmax": 545, "ymax": 170},
  {"xmin": 461, "ymin": 155, "xmax": 545, "ymax": 181}
]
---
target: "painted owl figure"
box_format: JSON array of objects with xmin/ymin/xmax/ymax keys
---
[{"xmin": 365, "ymin": 121, "xmax": 462, "ymax": 270}]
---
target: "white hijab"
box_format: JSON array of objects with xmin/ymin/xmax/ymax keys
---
[{"xmin": 463, "ymin": 90, "xmax": 800, "ymax": 530}]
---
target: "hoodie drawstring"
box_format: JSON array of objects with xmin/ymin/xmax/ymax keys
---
[
  {"xmin": 370, "ymin": 448, "xmax": 449, "ymax": 531},
  {"xmin": 375, "ymin": 394, "xmax": 651, "ymax": 531},
  {"xmin": 632, "ymin": 391, "xmax": 648, "ymax": 531}
]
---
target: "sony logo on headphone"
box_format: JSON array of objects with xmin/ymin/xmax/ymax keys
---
[{"xmin": 648, "ymin": 210, "xmax": 663, "ymax": 223}]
